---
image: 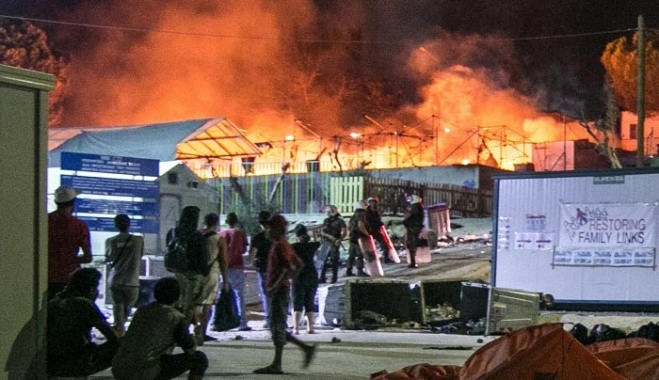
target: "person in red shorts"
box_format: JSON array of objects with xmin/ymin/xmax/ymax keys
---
[{"xmin": 48, "ymin": 186, "xmax": 92, "ymax": 300}]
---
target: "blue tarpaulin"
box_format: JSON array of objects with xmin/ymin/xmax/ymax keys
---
[{"xmin": 48, "ymin": 118, "xmax": 261, "ymax": 167}]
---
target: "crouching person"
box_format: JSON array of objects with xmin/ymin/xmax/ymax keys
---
[
  {"xmin": 112, "ymin": 277, "xmax": 208, "ymax": 380},
  {"xmin": 47, "ymin": 268, "xmax": 120, "ymax": 378}
]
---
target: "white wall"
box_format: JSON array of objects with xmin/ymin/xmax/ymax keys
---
[{"xmin": 493, "ymin": 169, "xmax": 659, "ymax": 304}]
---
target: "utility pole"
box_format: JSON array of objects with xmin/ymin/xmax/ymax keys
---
[{"xmin": 637, "ymin": 14, "xmax": 646, "ymax": 167}]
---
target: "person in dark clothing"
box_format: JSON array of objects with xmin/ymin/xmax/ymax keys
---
[
  {"xmin": 47, "ymin": 268, "xmax": 120, "ymax": 378},
  {"xmin": 319, "ymin": 205, "xmax": 347, "ymax": 284},
  {"xmin": 365, "ymin": 196, "xmax": 393, "ymax": 263},
  {"xmin": 291, "ymin": 224, "xmax": 321, "ymax": 334},
  {"xmin": 347, "ymin": 201, "xmax": 369, "ymax": 277},
  {"xmin": 248, "ymin": 211, "xmax": 273, "ymax": 328},
  {"xmin": 403, "ymin": 195, "xmax": 424, "ymax": 268}
]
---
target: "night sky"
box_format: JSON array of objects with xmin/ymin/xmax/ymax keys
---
[{"xmin": 1, "ymin": 0, "xmax": 658, "ymax": 123}]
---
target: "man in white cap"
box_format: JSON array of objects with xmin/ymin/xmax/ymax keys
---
[{"xmin": 48, "ymin": 185, "xmax": 92, "ymax": 299}]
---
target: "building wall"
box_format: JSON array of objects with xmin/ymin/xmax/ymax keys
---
[
  {"xmin": 0, "ymin": 65, "xmax": 54, "ymax": 380},
  {"xmin": 368, "ymin": 164, "xmax": 508, "ymax": 190},
  {"xmin": 619, "ymin": 111, "xmax": 659, "ymax": 154}
]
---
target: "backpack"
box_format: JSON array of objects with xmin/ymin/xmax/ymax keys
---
[
  {"xmin": 187, "ymin": 230, "xmax": 217, "ymax": 277},
  {"xmin": 165, "ymin": 228, "xmax": 189, "ymax": 273}
]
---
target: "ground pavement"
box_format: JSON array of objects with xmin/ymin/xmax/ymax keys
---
[{"xmin": 91, "ymin": 239, "xmax": 659, "ymax": 379}]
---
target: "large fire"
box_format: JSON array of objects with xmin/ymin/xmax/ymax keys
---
[{"xmin": 44, "ymin": 1, "xmax": 595, "ymax": 174}]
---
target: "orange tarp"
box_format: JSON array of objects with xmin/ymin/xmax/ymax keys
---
[
  {"xmin": 588, "ymin": 338, "xmax": 659, "ymax": 380},
  {"xmin": 459, "ymin": 323, "xmax": 623, "ymax": 380}
]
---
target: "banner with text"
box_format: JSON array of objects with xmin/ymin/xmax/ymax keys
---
[{"xmin": 556, "ymin": 203, "xmax": 656, "ymax": 267}]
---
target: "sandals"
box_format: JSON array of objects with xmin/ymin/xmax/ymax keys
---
[{"xmin": 253, "ymin": 365, "xmax": 284, "ymax": 375}]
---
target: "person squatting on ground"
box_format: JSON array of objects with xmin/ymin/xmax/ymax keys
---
[
  {"xmin": 195, "ymin": 213, "xmax": 228, "ymax": 343},
  {"xmin": 219, "ymin": 212, "xmax": 252, "ymax": 331},
  {"xmin": 347, "ymin": 201, "xmax": 370, "ymax": 277},
  {"xmin": 112, "ymin": 277, "xmax": 209, "ymax": 380},
  {"xmin": 319, "ymin": 205, "xmax": 347, "ymax": 284},
  {"xmin": 48, "ymin": 185, "xmax": 92, "ymax": 300},
  {"xmin": 254, "ymin": 214, "xmax": 317, "ymax": 375},
  {"xmin": 47, "ymin": 268, "xmax": 119, "ymax": 378},
  {"xmin": 105, "ymin": 214, "xmax": 144, "ymax": 337},
  {"xmin": 366, "ymin": 196, "xmax": 394, "ymax": 264},
  {"xmin": 248, "ymin": 210, "xmax": 273, "ymax": 329},
  {"xmin": 291, "ymin": 223, "xmax": 321, "ymax": 335},
  {"xmin": 403, "ymin": 195, "xmax": 424, "ymax": 268}
]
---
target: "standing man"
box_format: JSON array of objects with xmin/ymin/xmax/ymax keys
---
[
  {"xmin": 112, "ymin": 277, "xmax": 208, "ymax": 380},
  {"xmin": 219, "ymin": 212, "xmax": 251, "ymax": 331},
  {"xmin": 48, "ymin": 186, "xmax": 92, "ymax": 299},
  {"xmin": 319, "ymin": 205, "xmax": 347, "ymax": 284},
  {"xmin": 248, "ymin": 211, "xmax": 273, "ymax": 329},
  {"xmin": 47, "ymin": 268, "xmax": 119, "ymax": 378},
  {"xmin": 403, "ymin": 195, "xmax": 424, "ymax": 268},
  {"xmin": 196, "ymin": 213, "xmax": 228, "ymax": 342},
  {"xmin": 366, "ymin": 196, "xmax": 393, "ymax": 264},
  {"xmin": 346, "ymin": 201, "xmax": 369, "ymax": 277},
  {"xmin": 105, "ymin": 214, "xmax": 144, "ymax": 336}
]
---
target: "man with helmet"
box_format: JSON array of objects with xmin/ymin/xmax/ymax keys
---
[
  {"xmin": 346, "ymin": 201, "xmax": 370, "ymax": 277},
  {"xmin": 365, "ymin": 196, "xmax": 394, "ymax": 264},
  {"xmin": 319, "ymin": 205, "xmax": 346, "ymax": 284},
  {"xmin": 403, "ymin": 194, "xmax": 424, "ymax": 268}
]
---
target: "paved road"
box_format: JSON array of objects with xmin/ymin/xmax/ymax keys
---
[
  {"xmin": 92, "ymin": 245, "xmax": 495, "ymax": 379},
  {"xmin": 91, "ymin": 327, "xmax": 495, "ymax": 379}
]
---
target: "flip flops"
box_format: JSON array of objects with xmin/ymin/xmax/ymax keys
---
[{"xmin": 253, "ymin": 365, "xmax": 284, "ymax": 375}]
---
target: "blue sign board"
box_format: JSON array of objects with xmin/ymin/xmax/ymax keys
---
[
  {"xmin": 60, "ymin": 153, "xmax": 160, "ymax": 234},
  {"xmin": 61, "ymin": 175, "xmax": 159, "ymax": 198},
  {"xmin": 80, "ymin": 216, "xmax": 159, "ymax": 234},
  {"xmin": 61, "ymin": 152, "xmax": 159, "ymax": 177},
  {"xmin": 75, "ymin": 198, "xmax": 158, "ymax": 217}
]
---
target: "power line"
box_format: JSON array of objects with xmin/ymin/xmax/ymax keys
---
[{"xmin": 0, "ymin": 14, "xmax": 648, "ymax": 44}]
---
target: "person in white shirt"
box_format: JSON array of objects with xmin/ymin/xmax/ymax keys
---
[{"xmin": 105, "ymin": 214, "xmax": 144, "ymax": 336}]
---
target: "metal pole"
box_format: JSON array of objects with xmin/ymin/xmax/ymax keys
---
[{"xmin": 637, "ymin": 14, "xmax": 646, "ymax": 167}]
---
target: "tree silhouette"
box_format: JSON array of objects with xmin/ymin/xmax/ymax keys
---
[
  {"xmin": 600, "ymin": 31, "xmax": 659, "ymax": 113},
  {"xmin": 0, "ymin": 19, "xmax": 69, "ymax": 126}
]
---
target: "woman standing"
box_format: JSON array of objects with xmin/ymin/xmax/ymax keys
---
[{"xmin": 291, "ymin": 224, "xmax": 321, "ymax": 334}]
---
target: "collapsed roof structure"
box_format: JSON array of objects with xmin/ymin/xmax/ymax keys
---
[{"xmin": 48, "ymin": 118, "xmax": 261, "ymax": 168}]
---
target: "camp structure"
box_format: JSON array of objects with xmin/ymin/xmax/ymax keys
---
[{"xmin": 48, "ymin": 117, "xmax": 261, "ymax": 168}]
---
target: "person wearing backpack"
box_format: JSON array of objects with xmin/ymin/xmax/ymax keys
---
[
  {"xmin": 194, "ymin": 213, "xmax": 228, "ymax": 343},
  {"xmin": 169, "ymin": 206, "xmax": 202, "ymax": 328},
  {"xmin": 105, "ymin": 214, "xmax": 144, "ymax": 337}
]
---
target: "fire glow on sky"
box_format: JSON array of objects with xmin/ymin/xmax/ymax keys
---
[{"xmin": 43, "ymin": 0, "xmax": 597, "ymax": 172}]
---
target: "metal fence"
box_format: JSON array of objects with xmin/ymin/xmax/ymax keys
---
[{"xmin": 217, "ymin": 173, "xmax": 493, "ymax": 217}]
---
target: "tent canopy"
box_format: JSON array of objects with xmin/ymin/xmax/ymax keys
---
[{"xmin": 48, "ymin": 118, "xmax": 261, "ymax": 167}]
